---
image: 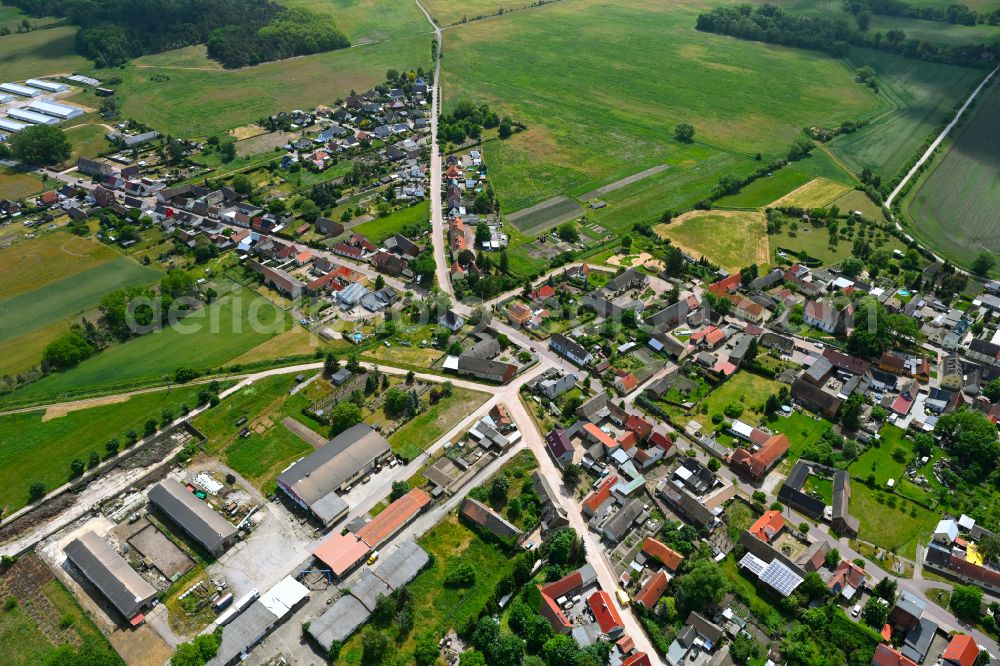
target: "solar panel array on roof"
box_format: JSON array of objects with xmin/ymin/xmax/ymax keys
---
[
  {"xmin": 759, "ymin": 559, "xmax": 804, "ymax": 597},
  {"xmin": 739, "ymin": 551, "xmax": 768, "ymax": 577}
]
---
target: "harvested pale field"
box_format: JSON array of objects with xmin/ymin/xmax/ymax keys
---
[
  {"xmin": 578, "ymin": 165, "xmax": 669, "ymax": 200},
  {"xmin": 770, "ymin": 177, "xmax": 853, "ymax": 209},
  {"xmin": 655, "ymin": 210, "xmax": 769, "ymax": 273}
]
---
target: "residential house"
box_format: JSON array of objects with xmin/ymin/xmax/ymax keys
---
[
  {"xmin": 832, "ymin": 471, "xmax": 860, "ymax": 536},
  {"xmin": 803, "ymin": 300, "xmax": 844, "ymax": 334},
  {"xmin": 550, "ymin": 333, "xmax": 593, "ymax": 366},
  {"xmin": 730, "ymin": 434, "xmax": 789, "ymax": 481},
  {"xmin": 315, "ymin": 216, "xmax": 345, "ymax": 236},
  {"xmin": 748, "ymin": 510, "xmax": 784, "ymax": 543},
  {"xmin": 942, "ymin": 635, "xmax": 979, "ymax": 666},
  {"xmin": 827, "ymin": 559, "xmax": 866, "ymax": 599}
]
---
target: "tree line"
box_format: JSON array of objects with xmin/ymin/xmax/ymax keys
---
[
  {"xmin": 4, "ymin": 0, "xmax": 348, "ymax": 68},
  {"xmin": 695, "ymin": 4, "xmax": 998, "ymax": 68},
  {"xmin": 845, "ymin": 0, "xmax": 1000, "ymax": 26}
]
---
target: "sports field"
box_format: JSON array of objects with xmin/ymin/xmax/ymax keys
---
[
  {"xmin": 828, "ymin": 48, "xmax": 983, "ymax": 181},
  {"xmin": 770, "ymin": 178, "xmax": 853, "ymax": 209},
  {"xmin": 906, "ymin": 79, "xmax": 1000, "ymax": 269},
  {"xmin": 352, "ymin": 200, "xmax": 430, "ymax": 242},
  {"xmin": 0, "ymin": 386, "xmax": 201, "ymax": 514},
  {"xmin": 0, "ymin": 25, "xmax": 90, "ymax": 80},
  {"xmin": 444, "ymin": 0, "xmax": 880, "ymax": 214},
  {"xmin": 654, "ymin": 210, "xmax": 769, "ymax": 272},
  {"xmin": 5, "ymin": 293, "xmax": 288, "ymax": 404},
  {"xmin": 117, "ymin": 33, "xmax": 430, "ymax": 137}
]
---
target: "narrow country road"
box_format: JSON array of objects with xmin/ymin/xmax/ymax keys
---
[
  {"xmin": 414, "ymin": 0, "xmax": 454, "ymax": 299},
  {"xmin": 884, "ymin": 65, "xmax": 997, "ymax": 210}
]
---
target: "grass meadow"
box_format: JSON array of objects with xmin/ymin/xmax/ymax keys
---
[
  {"xmin": 0, "ymin": 386, "xmax": 202, "ymax": 513},
  {"xmin": 0, "ymin": 167, "xmax": 46, "ymax": 200},
  {"xmin": 281, "ymin": 0, "xmax": 430, "ymax": 43},
  {"xmin": 388, "ymin": 386, "xmax": 490, "ymax": 460},
  {"xmin": 0, "ymin": 574, "xmax": 118, "ymax": 666},
  {"xmin": 905, "ymin": 79, "xmax": 1000, "ymax": 270},
  {"xmin": 0, "ymin": 25, "xmax": 89, "ymax": 80},
  {"xmin": 444, "ymin": 0, "xmax": 880, "ymax": 214},
  {"xmin": 4, "ymin": 293, "xmax": 288, "ymax": 405},
  {"xmin": 771, "ymin": 178, "xmax": 854, "ymax": 209},
  {"xmin": 65, "ymin": 123, "xmax": 112, "ymax": 161},
  {"xmin": 654, "ymin": 210, "xmax": 769, "ymax": 273},
  {"xmin": 352, "ymin": 200, "xmax": 430, "ymax": 242},
  {"xmin": 828, "ymin": 48, "xmax": 983, "ymax": 181},
  {"xmin": 714, "ymin": 150, "xmax": 856, "ymax": 208}
]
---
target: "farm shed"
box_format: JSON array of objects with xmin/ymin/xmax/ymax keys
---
[
  {"xmin": 25, "ymin": 78, "xmax": 68, "ymax": 92},
  {"xmin": 277, "ymin": 424, "xmax": 391, "ymax": 524},
  {"xmin": 6, "ymin": 108, "xmax": 60, "ymax": 125},
  {"xmin": 148, "ymin": 478, "xmax": 238, "ymax": 556},
  {"xmin": 27, "ymin": 100, "xmax": 84, "ymax": 119},
  {"xmin": 64, "ymin": 531, "xmax": 157, "ymax": 623}
]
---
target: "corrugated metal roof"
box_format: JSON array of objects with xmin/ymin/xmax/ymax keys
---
[
  {"xmin": 148, "ymin": 478, "xmax": 237, "ymax": 554},
  {"xmin": 64, "ymin": 531, "xmax": 157, "ymax": 620}
]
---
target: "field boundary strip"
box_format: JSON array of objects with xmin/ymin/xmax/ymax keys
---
[
  {"xmin": 577, "ymin": 164, "xmax": 670, "ymax": 200},
  {"xmin": 505, "ymin": 195, "xmax": 584, "ymax": 234}
]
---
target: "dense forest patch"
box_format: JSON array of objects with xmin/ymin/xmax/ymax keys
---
[{"xmin": 5, "ymin": 0, "xmax": 350, "ymax": 67}]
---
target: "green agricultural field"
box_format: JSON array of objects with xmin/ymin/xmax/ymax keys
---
[
  {"xmin": 444, "ymin": 0, "xmax": 880, "ymax": 214},
  {"xmin": 422, "ymin": 0, "xmax": 535, "ymax": 26},
  {"xmin": 0, "ymin": 232, "xmax": 120, "ymax": 300},
  {"xmin": 0, "ymin": 167, "xmax": 46, "ymax": 200},
  {"xmin": 905, "ymin": 79, "xmax": 1000, "ymax": 269},
  {"xmin": 5, "ymin": 293, "xmax": 288, "ymax": 405},
  {"xmin": 388, "ymin": 386, "xmax": 490, "ymax": 460},
  {"xmin": 352, "ymin": 200, "xmax": 430, "ymax": 242},
  {"xmin": 828, "ymin": 48, "xmax": 983, "ymax": 181},
  {"xmin": 654, "ymin": 210, "xmax": 769, "ymax": 273},
  {"xmin": 0, "ymin": 25, "xmax": 90, "ymax": 80},
  {"xmin": 0, "ymin": 386, "xmax": 202, "ymax": 513},
  {"xmin": 715, "ymin": 169, "xmax": 814, "ymax": 209},
  {"xmin": 714, "ymin": 151, "xmax": 856, "ymax": 208},
  {"xmin": 0, "ymin": 258, "xmax": 162, "ymax": 344},
  {"xmin": 281, "ymin": 0, "xmax": 431, "ymax": 43},
  {"xmin": 116, "ymin": 34, "xmax": 430, "ymax": 137},
  {"xmin": 506, "ymin": 196, "xmax": 583, "ymax": 235}
]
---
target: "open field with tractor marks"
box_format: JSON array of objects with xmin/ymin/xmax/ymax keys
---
[
  {"xmin": 443, "ymin": 0, "xmax": 881, "ymax": 216},
  {"xmin": 905, "ymin": 78, "xmax": 1000, "ymax": 268}
]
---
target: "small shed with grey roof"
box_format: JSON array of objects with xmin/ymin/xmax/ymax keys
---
[
  {"xmin": 64, "ymin": 531, "xmax": 157, "ymax": 622},
  {"xmin": 148, "ymin": 478, "xmax": 237, "ymax": 556}
]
